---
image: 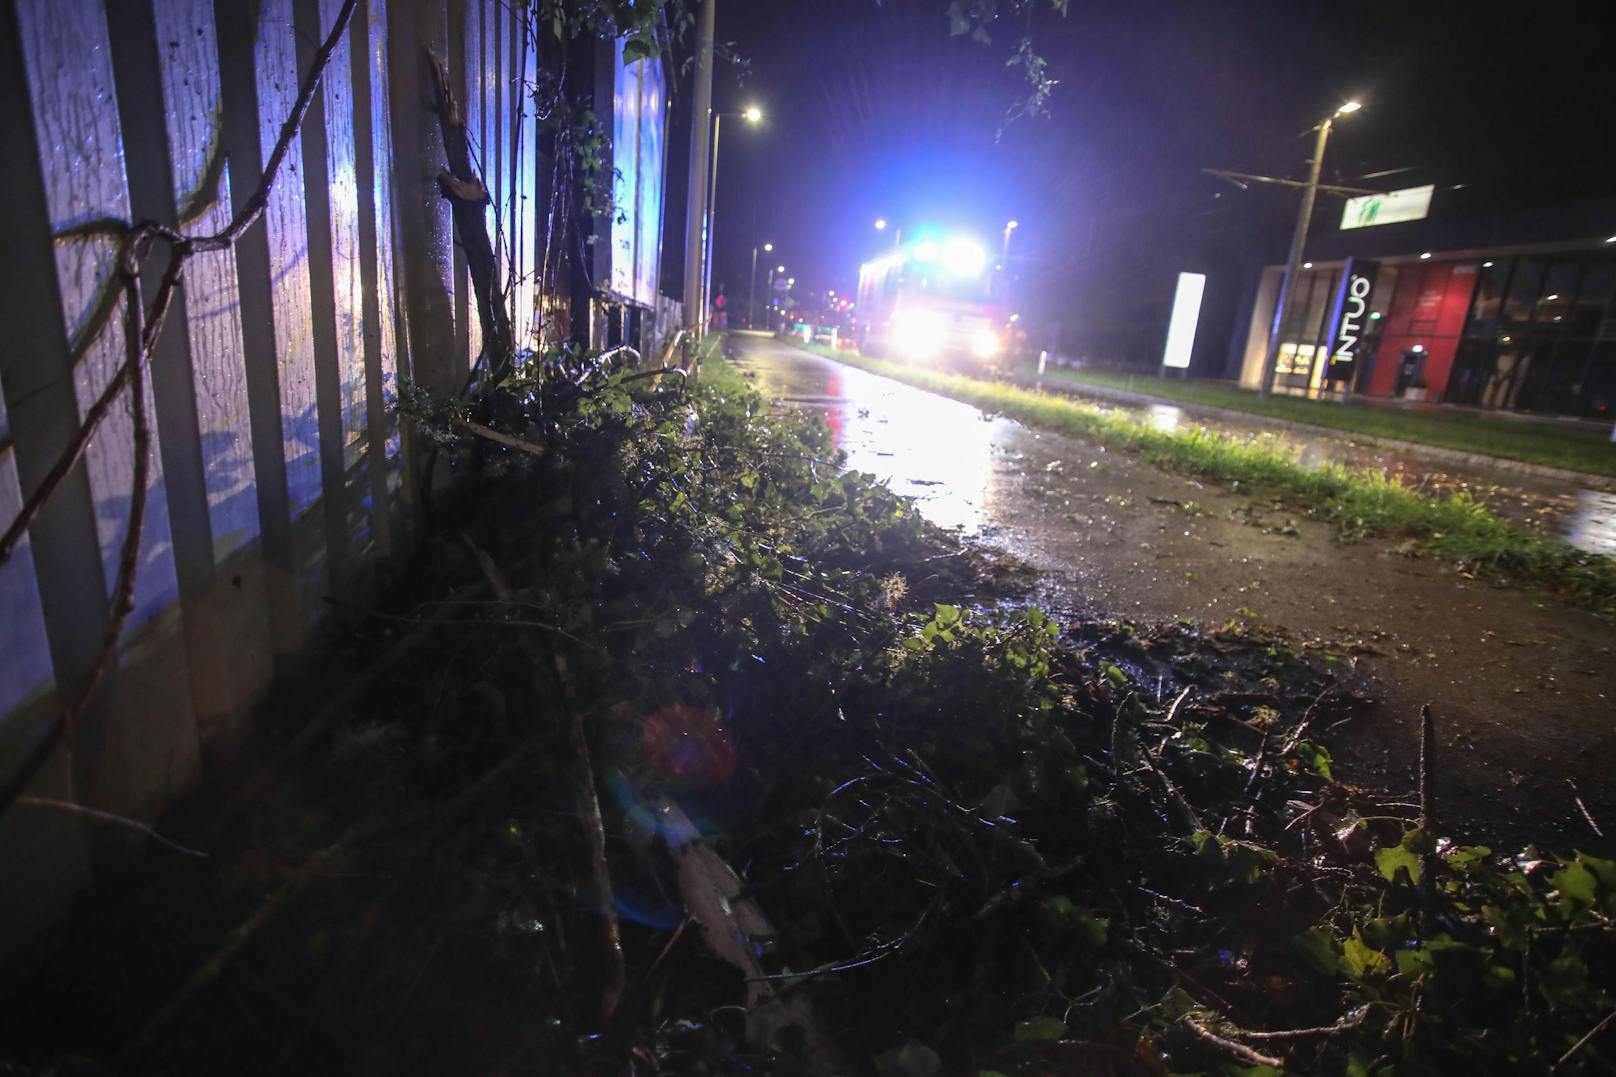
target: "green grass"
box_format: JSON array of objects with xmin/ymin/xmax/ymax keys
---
[
  {"xmin": 781, "ymin": 339, "xmax": 1616, "ymax": 613},
  {"xmin": 1027, "ymin": 365, "xmax": 1616, "ymax": 479}
]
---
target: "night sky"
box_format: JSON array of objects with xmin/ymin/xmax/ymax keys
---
[{"xmin": 663, "ymin": 0, "xmax": 1616, "ymax": 338}]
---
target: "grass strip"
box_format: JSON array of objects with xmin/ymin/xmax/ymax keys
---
[
  {"xmin": 784, "ymin": 339, "xmax": 1616, "ymax": 613},
  {"xmin": 1030, "ymin": 365, "xmax": 1616, "ymax": 479}
]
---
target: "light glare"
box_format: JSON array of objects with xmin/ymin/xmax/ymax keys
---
[
  {"xmin": 892, "ymin": 306, "xmax": 948, "ymax": 361},
  {"xmin": 970, "ymin": 327, "xmax": 1003, "ymax": 360},
  {"xmin": 941, "ymin": 238, "xmax": 988, "ymax": 278}
]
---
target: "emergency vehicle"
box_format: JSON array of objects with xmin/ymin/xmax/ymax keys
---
[{"xmin": 855, "ymin": 236, "xmax": 1007, "ymax": 367}]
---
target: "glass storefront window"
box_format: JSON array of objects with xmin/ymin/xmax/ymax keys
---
[
  {"xmin": 1467, "ymin": 259, "xmax": 1508, "ymax": 329},
  {"xmin": 1570, "ymin": 261, "xmax": 1615, "ymax": 338},
  {"xmin": 1503, "ymin": 257, "xmax": 1544, "ymax": 322},
  {"xmin": 1279, "ymin": 271, "xmax": 1322, "ymax": 340},
  {"xmin": 1535, "ymin": 260, "xmax": 1578, "ymax": 323}
]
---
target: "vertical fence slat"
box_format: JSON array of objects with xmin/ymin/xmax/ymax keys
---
[
  {"xmin": 386, "ymin": 0, "xmax": 457, "ymax": 397},
  {"xmin": 295, "ymin": 0, "xmax": 371, "ymax": 601},
  {"xmin": 458, "ymin": 0, "xmax": 483, "ymax": 363},
  {"xmin": 11, "ymin": 0, "xmax": 200, "ymax": 836},
  {"xmin": 213, "ymin": 0, "xmax": 329, "ymax": 659},
  {"xmin": 0, "ymin": 394, "xmax": 88, "ymax": 999},
  {"xmin": 110, "ymin": 0, "xmax": 274, "ymax": 743},
  {"xmin": 510, "ymin": 7, "xmax": 537, "ymax": 349},
  {"xmin": 446, "ymin": 0, "xmax": 471, "ymax": 368},
  {"xmin": 489, "ymin": 0, "xmax": 506, "ymax": 304},
  {"xmin": 352, "ymin": 0, "xmax": 404, "ymax": 557}
]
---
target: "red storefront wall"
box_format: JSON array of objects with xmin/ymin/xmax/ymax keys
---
[{"xmin": 1368, "ymin": 261, "xmax": 1479, "ymax": 399}]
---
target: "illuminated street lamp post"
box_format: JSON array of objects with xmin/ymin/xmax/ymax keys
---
[
  {"xmin": 998, "ymin": 219, "xmax": 1019, "ymax": 298},
  {"xmin": 702, "ymin": 105, "xmax": 763, "ymax": 333},
  {"xmin": 875, "ymin": 217, "xmax": 901, "ymax": 247},
  {"xmin": 1259, "ymin": 100, "xmax": 1361, "ymax": 396},
  {"xmin": 749, "ymin": 241, "xmax": 773, "ymax": 329}
]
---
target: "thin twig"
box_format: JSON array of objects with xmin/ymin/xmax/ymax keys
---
[
  {"xmin": 1418, "ymin": 703, "xmax": 1434, "ymax": 833},
  {"xmin": 1554, "ymin": 1004, "xmax": 1616, "ymax": 1072},
  {"xmin": 1237, "ymin": 1004, "xmax": 1371, "ymax": 1040},
  {"xmin": 1181, "ymin": 1016, "xmax": 1284, "ymax": 1069},
  {"xmin": 1568, "ymin": 779, "xmax": 1604, "ymax": 838},
  {"xmin": 17, "ymin": 796, "xmax": 206, "ymax": 859}
]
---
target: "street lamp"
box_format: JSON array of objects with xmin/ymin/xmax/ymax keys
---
[
  {"xmin": 700, "ymin": 104, "xmax": 765, "ymax": 334},
  {"xmin": 1258, "ymin": 100, "xmax": 1362, "ymax": 396},
  {"xmin": 766, "ymin": 263, "xmax": 786, "ymax": 325},
  {"xmin": 999, "ymin": 219, "xmax": 1019, "ymax": 298},
  {"xmin": 749, "ymin": 242, "xmax": 774, "ymax": 329},
  {"xmin": 875, "ymin": 217, "xmax": 901, "ymax": 246}
]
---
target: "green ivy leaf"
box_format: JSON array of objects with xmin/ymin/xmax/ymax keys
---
[
  {"xmin": 1342, "ymin": 930, "xmax": 1392, "ymax": 979},
  {"xmin": 1550, "ymin": 860, "xmax": 1598, "ymax": 905},
  {"xmin": 1376, "ymin": 843, "xmax": 1423, "ymax": 885},
  {"xmin": 1013, "ymin": 1016, "xmax": 1067, "ymax": 1042}
]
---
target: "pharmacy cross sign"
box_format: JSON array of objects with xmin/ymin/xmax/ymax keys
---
[{"xmin": 1340, "ymin": 184, "xmax": 1435, "ymax": 230}]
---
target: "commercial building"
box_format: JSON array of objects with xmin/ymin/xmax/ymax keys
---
[{"xmin": 1232, "ymin": 196, "xmax": 1616, "ymax": 418}]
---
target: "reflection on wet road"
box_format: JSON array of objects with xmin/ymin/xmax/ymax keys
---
[{"xmin": 759, "ymin": 361, "xmax": 1011, "ymax": 534}]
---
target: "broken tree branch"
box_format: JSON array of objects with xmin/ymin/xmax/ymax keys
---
[
  {"xmin": 428, "ymin": 48, "xmax": 515, "ymax": 376},
  {"xmin": 465, "ymin": 537, "xmax": 624, "ymax": 1021}
]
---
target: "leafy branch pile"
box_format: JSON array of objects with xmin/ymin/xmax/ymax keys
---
[{"xmin": 8, "ymin": 349, "xmax": 1614, "ymax": 1075}]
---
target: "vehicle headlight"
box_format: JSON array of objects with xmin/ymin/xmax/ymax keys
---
[
  {"xmin": 891, "ymin": 307, "xmax": 949, "ymax": 361},
  {"xmin": 970, "ymin": 327, "xmax": 1003, "ymax": 359}
]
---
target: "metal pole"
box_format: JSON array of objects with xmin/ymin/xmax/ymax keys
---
[
  {"xmin": 749, "ymin": 246, "xmax": 759, "ymax": 329},
  {"xmin": 702, "ymin": 112, "xmax": 723, "ymax": 334},
  {"xmin": 1259, "ymin": 116, "xmax": 1332, "ymax": 396},
  {"xmin": 681, "ymin": 0, "xmax": 715, "ymax": 333}
]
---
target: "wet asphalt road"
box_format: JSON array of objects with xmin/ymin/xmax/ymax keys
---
[{"xmin": 725, "ymin": 331, "xmax": 1616, "ymax": 852}]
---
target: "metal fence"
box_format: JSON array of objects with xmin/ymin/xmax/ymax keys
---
[{"xmin": 0, "ymin": 0, "xmax": 546, "ymax": 983}]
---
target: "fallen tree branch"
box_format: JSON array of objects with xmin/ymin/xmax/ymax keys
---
[
  {"xmin": 428, "ymin": 48, "xmax": 514, "ymax": 376},
  {"xmin": 448, "ymin": 417, "xmax": 546, "ymax": 457},
  {"xmin": 465, "ymin": 537, "xmax": 624, "ymax": 1021}
]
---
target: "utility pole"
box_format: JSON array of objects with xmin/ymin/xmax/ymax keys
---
[
  {"xmin": 749, "ymin": 243, "xmax": 770, "ymax": 329},
  {"xmin": 682, "ymin": 0, "xmax": 715, "ymax": 333},
  {"xmin": 702, "ymin": 112, "xmax": 724, "ymax": 332},
  {"xmin": 1257, "ymin": 101, "xmax": 1360, "ymax": 396}
]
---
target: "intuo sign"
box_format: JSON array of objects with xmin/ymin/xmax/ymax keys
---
[
  {"xmin": 1324, "ymin": 259, "xmax": 1377, "ymax": 381},
  {"xmin": 1340, "ymin": 184, "xmax": 1434, "ymax": 230}
]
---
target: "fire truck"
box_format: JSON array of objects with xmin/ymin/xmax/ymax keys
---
[{"xmin": 855, "ymin": 236, "xmax": 1007, "ymax": 367}]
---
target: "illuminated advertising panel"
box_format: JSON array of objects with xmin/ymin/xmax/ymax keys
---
[
  {"xmin": 610, "ymin": 40, "xmax": 666, "ymax": 307},
  {"xmin": 1323, "ymin": 258, "xmax": 1378, "ymax": 381},
  {"xmin": 1162, "ymin": 272, "xmax": 1206, "ymax": 369}
]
